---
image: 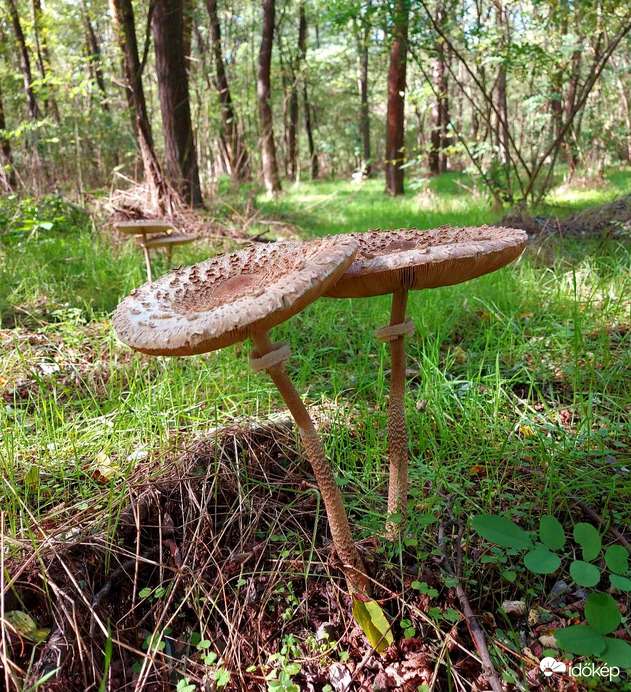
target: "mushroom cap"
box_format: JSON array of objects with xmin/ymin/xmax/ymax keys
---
[
  {"xmin": 116, "ymin": 220, "xmax": 174, "ymax": 235},
  {"xmin": 141, "ymin": 233, "xmax": 198, "ymax": 249},
  {"xmin": 324, "ymin": 225, "xmax": 527, "ymax": 299},
  {"xmin": 113, "ymin": 236, "xmax": 359, "ymax": 356}
]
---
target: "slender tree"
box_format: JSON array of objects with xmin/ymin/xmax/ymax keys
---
[
  {"xmin": 109, "ymin": 0, "xmax": 166, "ymax": 210},
  {"xmin": 0, "ymin": 77, "xmax": 16, "ymax": 192},
  {"xmin": 385, "ymin": 0, "xmax": 409, "ymax": 195},
  {"xmin": 6, "ymin": 0, "xmax": 40, "ymax": 122},
  {"xmin": 355, "ymin": 0, "xmax": 372, "ymax": 177},
  {"xmin": 81, "ymin": 0, "xmax": 109, "ymax": 111},
  {"xmin": 31, "ymin": 0, "xmax": 60, "ymax": 123},
  {"xmin": 299, "ymin": 4, "xmax": 318, "ymax": 180},
  {"xmin": 206, "ymin": 0, "xmax": 250, "ymax": 182},
  {"xmin": 258, "ymin": 0, "xmax": 281, "ymax": 194},
  {"xmin": 152, "ymin": 0, "xmax": 203, "ymax": 206}
]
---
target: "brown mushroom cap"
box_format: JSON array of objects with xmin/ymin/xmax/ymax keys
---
[
  {"xmin": 116, "ymin": 220, "xmax": 174, "ymax": 235},
  {"xmin": 141, "ymin": 233, "xmax": 198, "ymax": 249},
  {"xmin": 113, "ymin": 237, "xmax": 359, "ymax": 356},
  {"xmin": 324, "ymin": 225, "xmax": 527, "ymax": 299}
]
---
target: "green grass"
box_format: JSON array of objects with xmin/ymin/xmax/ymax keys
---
[
  {"xmin": 1, "ymin": 172, "xmax": 630, "ymax": 686},
  {"xmin": 1, "ymin": 172, "xmax": 630, "ymax": 532}
]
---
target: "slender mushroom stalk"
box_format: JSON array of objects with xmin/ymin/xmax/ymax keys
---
[
  {"xmin": 324, "ymin": 226, "xmax": 529, "ymax": 539},
  {"xmin": 251, "ymin": 331, "xmax": 370, "ymax": 595},
  {"xmin": 141, "ymin": 231, "xmax": 153, "ymax": 282},
  {"xmin": 385, "ymin": 289, "xmax": 409, "ymax": 535}
]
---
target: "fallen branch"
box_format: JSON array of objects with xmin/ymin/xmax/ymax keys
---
[{"xmin": 438, "ymin": 518, "xmax": 504, "ymax": 692}]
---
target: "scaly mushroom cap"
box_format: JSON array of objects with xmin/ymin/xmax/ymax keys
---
[
  {"xmin": 325, "ymin": 226, "xmax": 527, "ymax": 298},
  {"xmin": 141, "ymin": 233, "xmax": 198, "ymax": 249},
  {"xmin": 113, "ymin": 237, "xmax": 359, "ymax": 356},
  {"xmin": 116, "ymin": 220, "xmax": 174, "ymax": 235}
]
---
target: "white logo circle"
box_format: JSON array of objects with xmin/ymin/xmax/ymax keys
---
[{"xmin": 540, "ymin": 657, "xmax": 567, "ymax": 677}]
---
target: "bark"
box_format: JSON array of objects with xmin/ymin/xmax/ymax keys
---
[
  {"xmin": 299, "ymin": 4, "xmax": 318, "ymax": 179},
  {"xmin": 109, "ymin": 0, "xmax": 166, "ymax": 210},
  {"xmin": 429, "ymin": 46, "xmax": 443, "ymax": 175},
  {"xmin": 0, "ymin": 79, "xmax": 16, "ymax": 192},
  {"xmin": 31, "ymin": 0, "xmax": 60, "ymax": 123},
  {"xmin": 356, "ymin": 4, "xmax": 371, "ymax": 177},
  {"xmin": 287, "ymin": 57, "xmax": 299, "ymax": 180},
  {"xmin": 564, "ymin": 47, "xmax": 582, "ymax": 175},
  {"xmin": 81, "ymin": 1, "xmax": 109, "ymax": 110},
  {"xmin": 429, "ymin": 0, "xmax": 449, "ymax": 176},
  {"xmin": 385, "ymin": 1, "xmax": 409, "ymax": 195},
  {"xmin": 258, "ymin": 0, "xmax": 281, "ymax": 194},
  {"xmin": 495, "ymin": 0, "xmax": 511, "ymax": 198},
  {"xmin": 206, "ymin": 0, "xmax": 251, "ymax": 181},
  {"xmin": 6, "ymin": 0, "xmax": 40, "ymax": 121},
  {"xmin": 152, "ymin": 0, "xmax": 203, "ymax": 206}
]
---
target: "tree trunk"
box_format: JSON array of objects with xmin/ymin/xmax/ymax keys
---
[
  {"xmin": 495, "ymin": 1, "xmax": 511, "ymax": 199},
  {"xmin": 6, "ymin": 0, "xmax": 40, "ymax": 121},
  {"xmin": 429, "ymin": 45, "xmax": 443, "ymax": 176},
  {"xmin": 385, "ymin": 0, "xmax": 409, "ymax": 195},
  {"xmin": 152, "ymin": 0, "xmax": 203, "ymax": 207},
  {"xmin": 0, "ymin": 79, "xmax": 16, "ymax": 192},
  {"xmin": 31, "ymin": 0, "xmax": 60, "ymax": 123},
  {"xmin": 109, "ymin": 0, "xmax": 166, "ymax": 211},
  {"xmin": 287, "ymin": 59, "xmax": 299, "ymax": 180},
  {"xmin": 439, "ymin": 43, "xmax": 449, "ymax": 173},
  {"xmin": 564, "ymin": 47, "xmax": 582, "ymax": 176},
  {"xmin": 258, "ymin": 0, "xmax": 281, "ymax": 194},
  {"xmin": 299, "ymin": 4, "xmax": 318, "ymax": 180},
  {"xmin": 206, "ymin": 0, "xmax": 251, "ymax": 182},
  {"xmin": 81, "ymin": 1, "xmax": 109, "ymax": 111},
  {"xmin": 356, "ymin": 6, "xmax": 371, "ymax": 177}
]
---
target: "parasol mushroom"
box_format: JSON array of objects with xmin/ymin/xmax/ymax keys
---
[
  {"xmin": 325, "ymin": 225, "xmax": 528, "ymax": 536},
  {"xmin": 143, "ymin": 232, "xmax": 198, "ymax": 270},
  {"xmin": 112, "ymin": 237, "xmax": 371, "ymax": 595}
]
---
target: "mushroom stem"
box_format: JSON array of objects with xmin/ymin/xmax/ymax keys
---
[
  {"xmin": 141, "ymin": 232, "xmax": 153, "ymax": 282},
  {"xmin": 250, "ymin": 330, "xmax": 370, "ymax": 596},
  {"xmin": 386, "ymin": 288, "xmax": 409, "ymax": 538},
  {"xmin": 166, "ymin": 244, "xmax": 173, "ymax": 270}
]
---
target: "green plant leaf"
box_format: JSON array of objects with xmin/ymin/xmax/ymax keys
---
[
  {"xmin": 472, "ymin": 515, "xmax": 533, "ymax": 550},
  {"xmin": 539, "ymin": 516, "xmax": 565, "ymax": 550},
  {"xmin": 601, "ymin": 638, "xmax": 631, "ymax": 669},
  {"xmin": 501, "ymin": 570, "xmax": 517, "ymax": 583},
  {"xmin": 523, "ymin": 546, "xmax": 561, "ymax": 574},
  {"xmin": 569, "ymin": 560, "xmax": 601, "ymax": 587},
  {"xmin": 352, "ymin": 597, "xmax": 393, "ymax": 654},
  {"xmin": 4, "ymin": 611, "xmax": 50, "ymax": 643},
  {"xmin": 605, "ymin": 545, "xmax": 629, "ymax": 575},
  {"xmin": 573, "ymin": 523, "xmax": 601, "ymax": 562},
  {"xmin": 609, "ymin": 574, "xmax": 631, "ymax": 592},
  {"xmin": 554, "ymin": 625, "xmax": 606, "ymax": 655},
  {"xmin": 584, "ymin": 593, "xmax": 621, "ymax": 634}
]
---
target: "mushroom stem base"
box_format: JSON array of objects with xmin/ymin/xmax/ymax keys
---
[
  {"xmin": 386, "ymin": 289, "xmax": 410, "ymax": 539},
  {"xmin": 250, "ymin": 331, "xmax": 370, "ymax": 596}
]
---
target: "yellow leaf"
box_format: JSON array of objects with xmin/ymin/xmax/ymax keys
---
[
  {"xmin": 352, "ymin": 597, "xmax": 393, "ymax": 654},
  {"xmin": 94, "ymin": 452, "xmax": 119, "ymax": 481},
  {"xmin": 518, "ymin": 425, "xmax": 536, "ymax": 438}
]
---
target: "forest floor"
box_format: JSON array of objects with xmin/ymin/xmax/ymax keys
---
[{"xmin": 1, "ymin": 169, "xmax": 630, "ymax": 691}]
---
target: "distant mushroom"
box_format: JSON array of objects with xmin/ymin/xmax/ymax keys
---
[
  {"xmin": 113, "ymin": 237, "xmax": 371, "ymax": 595},
  {"xmin": 115, "ymin": 220, "xmax": 197, "ymax": 281},
  {"xmin": 325, "ymin": 225, "xmax": 528, "ymax": 536},
  {"xmin": 143, "ymin": 232, "xmax": 198, "ymax": 270}
]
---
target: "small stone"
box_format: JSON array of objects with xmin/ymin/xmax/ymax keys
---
[
  {"xmin": 502, "ymin": 600, "xmax": 527, "ymax": 617},
  {"xmin": 329, "ymin": 662, "xmax": 352, "ymax": 692}
]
